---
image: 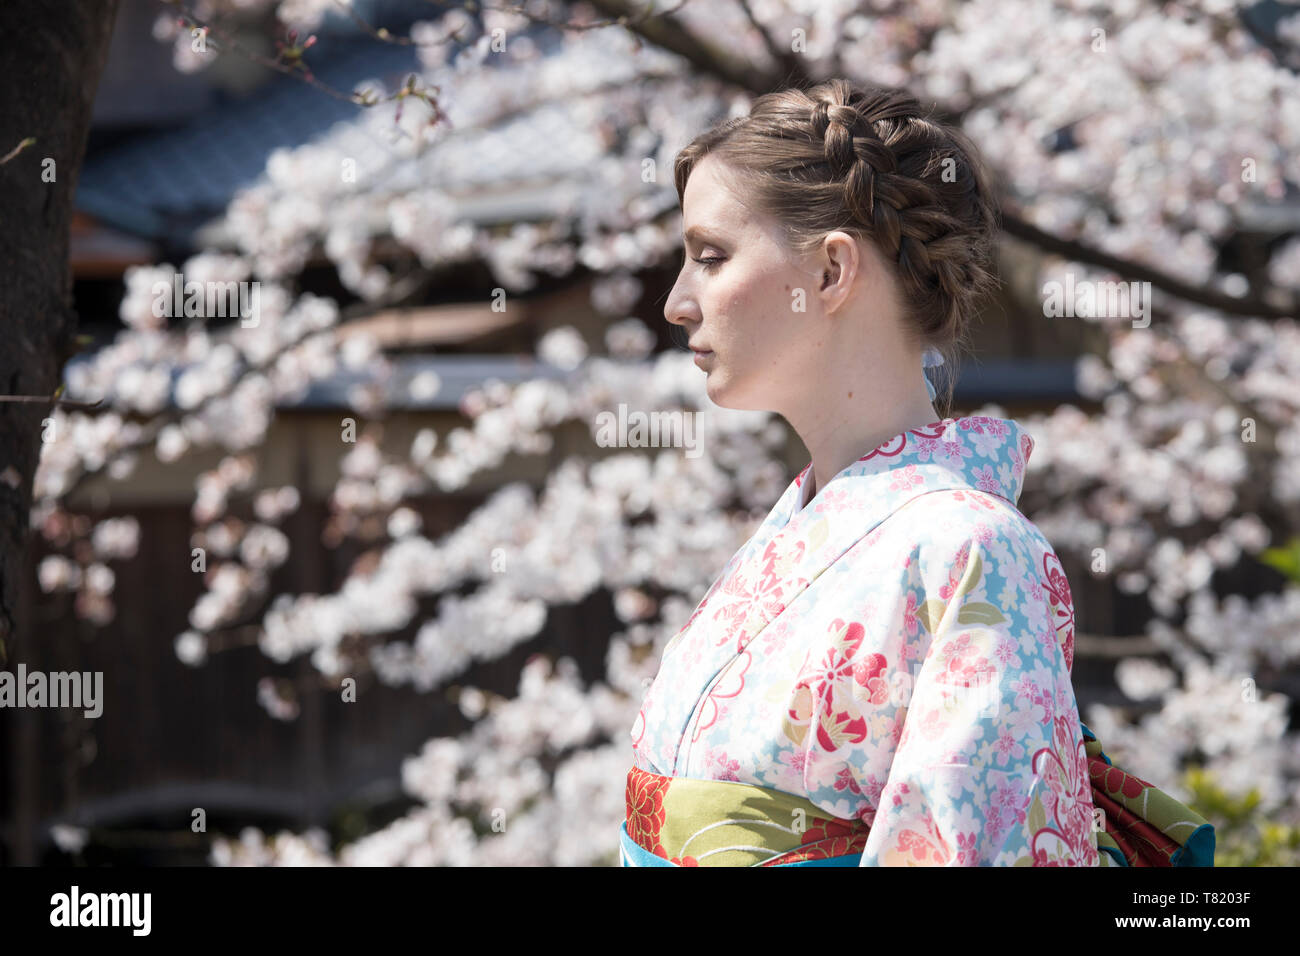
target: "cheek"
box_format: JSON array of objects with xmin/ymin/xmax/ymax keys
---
[
  {"xmin": 752, "ymin": 278, "xmax": 809, "ymax": 342},
  {"xmin": 712, "ymin": 272, "xmax": 753, "ymax": 312},
  {"xmin": 712, "ymin": 262, "xmax": 806, "ymax": 359}
]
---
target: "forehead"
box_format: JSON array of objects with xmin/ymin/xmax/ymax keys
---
[{"xmin": 681, "ymin": 157, "xmax": 747, "ymax": 234}]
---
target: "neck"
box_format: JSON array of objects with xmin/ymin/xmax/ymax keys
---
[{"xmin": 792, "ymin": 387, "xmax": 941, "ymax": 503}]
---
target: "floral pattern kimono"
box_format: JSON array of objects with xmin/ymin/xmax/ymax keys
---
[{"xmin": 626, "ymin": 415, "xmax": 1214, "ymax": 866}]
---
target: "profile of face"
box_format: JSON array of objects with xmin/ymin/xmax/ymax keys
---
[{"xmin": 664, "ymin": 155, "xmax": 887, "ymax": 414}]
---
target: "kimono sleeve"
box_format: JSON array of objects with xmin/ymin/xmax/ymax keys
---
[{"xmin": 857, "ymin": 525, "xmax": 1100, "ymax": 866}]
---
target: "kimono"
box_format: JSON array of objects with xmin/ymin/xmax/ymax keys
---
[{"xmin": 623, "ymin": 415, "xmax": 1215, "ymax": 866}]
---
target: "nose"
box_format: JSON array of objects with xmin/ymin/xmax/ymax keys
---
[{"xmin": 663, "ymin": 270, "xmax": 697, "ymax": 329}]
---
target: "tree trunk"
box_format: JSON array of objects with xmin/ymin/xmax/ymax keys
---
[{"xmin": 0, "ymin": 0, "xmax": 120, "ymax": 658}]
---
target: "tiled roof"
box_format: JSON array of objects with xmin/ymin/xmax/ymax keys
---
[
  {"xmin": 76, "ymin": 20, "xmax": 685, "ymax": 247},
  {"xmin": 75, "ymin": 36, "xmax": 426, "ymax": 245}
]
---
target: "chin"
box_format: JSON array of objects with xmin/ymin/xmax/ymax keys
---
[
  {"xmin": 705, "ymin": 374, "xmax": 766, "ymax": 412},
  {"xmin": 704, "ymin": 373, "xmax": 734, "ymax": 408}
]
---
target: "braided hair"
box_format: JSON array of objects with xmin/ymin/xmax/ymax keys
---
[{"xmin": 672, "ymin": 78, "xmax": 1001, "ymax": 415}]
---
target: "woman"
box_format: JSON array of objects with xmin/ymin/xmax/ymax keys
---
[{"xmin": 621, "ymin": 79, "xmax": 1214, "ymax": 866}]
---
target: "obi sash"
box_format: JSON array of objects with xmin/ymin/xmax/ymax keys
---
[
  {"xmin": 1081, "ymin": 722, "xmax": 1216, "ymax": 866},
  {"xmin": 621, "ymin": 722, "xmax": 1215, "ymax": 867},
  {"xmin": 622, "ymin": 763, "xmax": 870, "ymax": 866}
]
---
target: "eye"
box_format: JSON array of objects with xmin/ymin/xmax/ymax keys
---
[{"xmin": 692, "ymin": 256, "xmax": 725, "ymax": 271}]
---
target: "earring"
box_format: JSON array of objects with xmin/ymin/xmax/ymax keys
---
[{"xmin": 922, "ymin": 348, "xmax": 943, "ymax": 402}]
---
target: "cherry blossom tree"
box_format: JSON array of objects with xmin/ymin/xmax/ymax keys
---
[{"xmin": 26, "ymin": 0, "xmax": 1300, "ymax": 864}]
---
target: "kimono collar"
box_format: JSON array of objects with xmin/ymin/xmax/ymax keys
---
[
  {"xmin": 788, "ymin": 415, "xmax": 1034, "ymax": 519},
  {"xmin": 685, "ymin": 415, "xmax": 1038, "ymax": 672}
]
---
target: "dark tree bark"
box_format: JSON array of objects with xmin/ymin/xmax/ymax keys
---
[{"xmin": 0, "ymin": 1, "xmax": 122, "ymax": 658}]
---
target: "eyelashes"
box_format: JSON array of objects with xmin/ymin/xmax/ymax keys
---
[{"xmin": 692, "ymin": 256, "xmax": 725, "ymax": 271}]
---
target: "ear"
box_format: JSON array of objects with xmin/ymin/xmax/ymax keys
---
[{"xmin": 817, "ymin": 231, "xmax": 862, "ymax": 315}]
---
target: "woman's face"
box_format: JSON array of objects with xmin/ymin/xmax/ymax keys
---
[{"xmin": 664, "ymin": 156, "xmax": 856, "ymax": 413}]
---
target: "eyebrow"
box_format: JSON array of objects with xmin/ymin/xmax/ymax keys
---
[{"xmin": 683, "ymin": 225, "xmax": 727, "ymax": 245}]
